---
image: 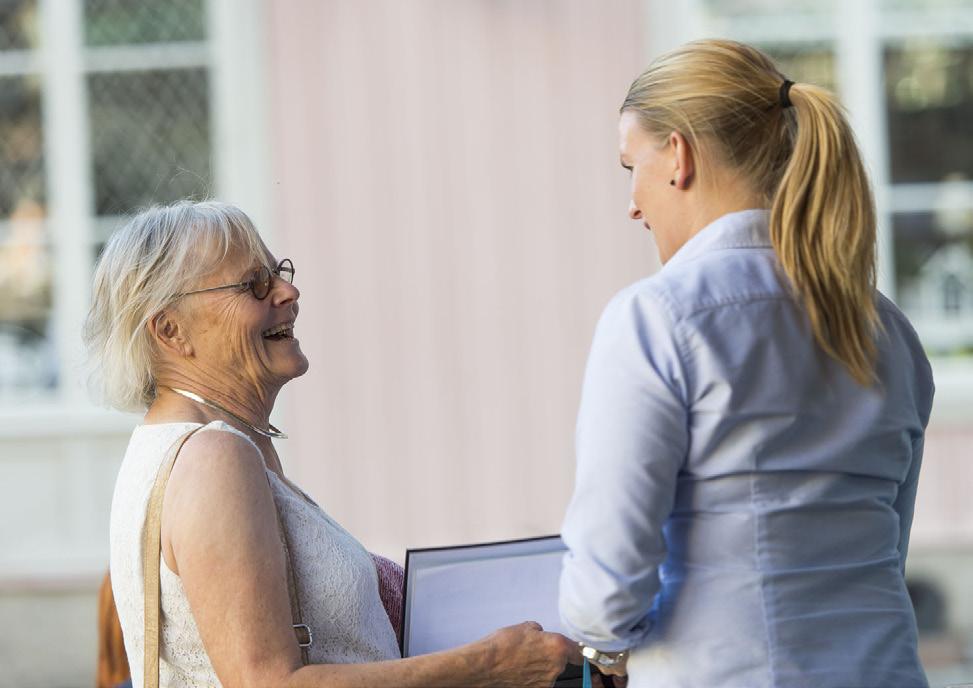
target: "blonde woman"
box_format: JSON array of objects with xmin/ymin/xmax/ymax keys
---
[
  {"xmin": 86, "ymin": 201, "xmax": 579, "ymax": 687},
  {"xmin": 558, "ymin": 40, "xmax": 933, "ymax": 687}
]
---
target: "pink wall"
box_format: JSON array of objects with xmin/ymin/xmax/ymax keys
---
[{"xmin": 266, "ymin": 0, "xmax": 651, "ymax": 558}]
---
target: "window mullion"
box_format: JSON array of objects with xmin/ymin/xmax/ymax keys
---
[
  {"xmin": 208, "ymin": 0, "xmax": 272, "ymax": 235},
  {"xmin": 835, "ymin": 0, "xmax": 894, "ymax": 299},
  {"xmin": 38, "ymin": 0, "xmax": 94, "ymax": 404}
]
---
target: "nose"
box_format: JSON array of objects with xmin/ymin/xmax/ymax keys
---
[
  {"xmin": 270, "ymin": 276, "xmax": 300, "ymax": 307},
  {"xmin": 628, "ymin": 199, "xmax": 642, "ymax": 220}
]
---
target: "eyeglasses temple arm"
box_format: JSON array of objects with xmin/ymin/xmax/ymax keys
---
[{"xmin": 172, "ymin": 281, "xmax": 252, "ymax": 298}]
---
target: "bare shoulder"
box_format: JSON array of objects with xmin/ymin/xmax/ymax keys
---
[
  {"xmin": 161, "ymin": 426, "xmax": 276, "ymax": 573},
  {"xmin": 167, "ymin": 427, "xmax": 268, "ymax": 501}
]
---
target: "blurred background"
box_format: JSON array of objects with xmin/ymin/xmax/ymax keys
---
[{"xmin": 0, "ymin": 0, "xmax": 970, "ymax": 685}]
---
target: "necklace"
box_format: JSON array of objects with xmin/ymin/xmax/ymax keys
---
[{"xmin": 164, "ymin": 386, "xmax": 288, "ymax": 439}]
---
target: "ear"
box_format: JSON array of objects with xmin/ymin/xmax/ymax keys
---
[
  {"xmin": 668, "ymin": 131, "xmax": 696, "ymax": 190},
  {"xmin": 148, "ymin": 309, "xmax": 194, "ymax": 357}
]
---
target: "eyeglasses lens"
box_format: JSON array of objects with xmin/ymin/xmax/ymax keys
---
[
  {"xmin": 252, "ymin": 266, "xmax": 272, "ymax": 299},
  {"xmin": 277, "ymin": 259, "xmax": 294, "ymax": 284}
]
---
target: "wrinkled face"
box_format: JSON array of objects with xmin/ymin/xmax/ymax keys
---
[
  {"xmin": 618, "ymin": 110, "xmax": 684, "ymax": 263},
  {"xmin": 178, "ymin": 246, "xmax": 309, "ymax": 393}
]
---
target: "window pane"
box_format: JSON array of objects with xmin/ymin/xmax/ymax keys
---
[
  {"xmin": 0, "ymin": 0, "xmax": 38, "ymax": 51},
  {"xmin": 886, "ymin": 40, "xmax": 973, "ymax": 184},
  {"xmin": 0, "ymin": 73, "xmax": 51, "ymax": 395},
  {"xmin": 84, "ymin": 0, "xmax": 205, "ymax": 46},
  {"xmin": 0, "ymin": 74, "xmax": 45, "ymax": 219},
  {"xmin": 0, "ymin": 214, "xmax": 56, "ymax": 395},
  {"xmin": 894, "ymin": 209, "xmax": 973, "ymax": 357},
  {"xmin": 761, "ymin": 45, "xmax": 837, "ymax": 92},
  {"xmin": 88, "ymin": 68, "xmax": 210, "ymax": 215}
]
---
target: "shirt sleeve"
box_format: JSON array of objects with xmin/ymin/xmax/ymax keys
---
[
  {"xmin": 892, "ymin": 435, "xmax": 924, "ymax": 575},
  {"xmin": 559, "ymin": 285, "xmax": 690, "ymax": 652},
  {"xmin": 891, "ymin": 325, "xmax": 934, "ymax": 575}
]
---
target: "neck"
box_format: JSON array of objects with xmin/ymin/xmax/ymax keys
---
[
  {"xmin": 171, "ymin": 386, "xmax": 284, "ymax": 434},
  {"xmin": 147, "ymin": 386, "xmax": 286, "ymax": 476},
  {"xmin": 156, "ymin": 363, "xmax": 278, "ymax": 428},
  {"xmin": 687, "ymin": 175, "xmax": 767, "ymax": 239},
  {"xmin": 149, "ymin": 363, "xmax": 286, "ymax": 445}
]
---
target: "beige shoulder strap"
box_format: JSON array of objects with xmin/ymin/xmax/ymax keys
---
[
  {"xmin": 273, "ymin": 486, "xmax": 312, "ymax": 664},
  {"xmin": 141, "ymin": 426, "xmax": 310, "ymax": 688}
]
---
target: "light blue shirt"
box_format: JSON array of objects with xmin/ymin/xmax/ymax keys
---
[{"xmin": 559, "ymin": 209, "xmax": 934, "ymax": 688}]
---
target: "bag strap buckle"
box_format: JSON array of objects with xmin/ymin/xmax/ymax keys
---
[{"xmin": 293, "ymin": 623, "xmax": 313, "ymax": 648}]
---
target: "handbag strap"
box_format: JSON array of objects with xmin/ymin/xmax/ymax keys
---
[
  {"xmin": 142, "ymin": 426, "xmax": 310, "ymax": 688},
  {"xmin": 272, "ymin": 474, "xmax": 312, "ymax": 664}
]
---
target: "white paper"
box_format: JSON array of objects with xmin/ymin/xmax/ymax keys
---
[{"xmin": 403, "ymin": 536, "xmax": 568, "ymax": 657}]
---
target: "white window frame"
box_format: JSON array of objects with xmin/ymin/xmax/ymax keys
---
[
  {"xmin": 0, "ymin": 0, "xmax": 273, "ymax": 437},
  {"xmin": 644, "ymin": 0, "xmax": 973, "ymax": 420}
]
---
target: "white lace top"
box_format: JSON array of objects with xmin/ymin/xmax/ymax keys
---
[{"xmin": 109, "ymin": 421, "xmax": 400, "ymax": 687}]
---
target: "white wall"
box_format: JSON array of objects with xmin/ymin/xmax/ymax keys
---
[{"xmin": 0, "ymin": 418, "xmax": 133, "ymax": 687}]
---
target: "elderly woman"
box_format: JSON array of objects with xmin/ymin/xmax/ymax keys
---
[{"xmin": 85, "ymin": 201, "xmax": 577, "ymax": 687}]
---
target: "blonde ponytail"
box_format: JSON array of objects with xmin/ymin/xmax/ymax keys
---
[
  {"xmin": 769, "ymin": 84, "xmax": 879, "ymax": 385},
  {"xmin": 622, "ymin": 39, "xmax": 880, "ymax": 385}
]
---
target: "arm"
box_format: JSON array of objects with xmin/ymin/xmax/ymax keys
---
[
  {"xmin": 891, "ymin": 434, "xmax": 924, "ymax": 575},
  {"xmin": 559, "ymin": 288, "xmax": 689, "ymax": 653},
  {"xmin": 162, "ymin": 431, "xmax": 576, "ymax": 688},
  {"xmin": 885, "ymin": 304, "xmax": 934, "ymax": 576}
]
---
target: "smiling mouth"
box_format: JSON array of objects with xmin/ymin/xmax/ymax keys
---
[{"xmin": 262, "ymin": 322, "xmax": 295, "ymax": 340}]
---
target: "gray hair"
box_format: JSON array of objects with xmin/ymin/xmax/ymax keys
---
[{"xmin": 83, "ymin": 200, "xmax": 272, "ymax": 411}]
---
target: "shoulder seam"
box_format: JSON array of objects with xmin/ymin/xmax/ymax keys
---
[
  {"xmin": 680, "ymin": 293, "xmax": 794, "ymax": 321},
  {"xmin": 639, "ymin": 277, "xmax": 792, "ymax": 323}
]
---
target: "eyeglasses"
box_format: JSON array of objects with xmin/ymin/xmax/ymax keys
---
[{"xmin": 173, "ymin": 258, "xmax": 295, "ymax": 301}]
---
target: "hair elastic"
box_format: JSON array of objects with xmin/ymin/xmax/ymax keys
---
[{"xmin": 779, "ymin": 79, "xmax": 795, "ymax": 109}]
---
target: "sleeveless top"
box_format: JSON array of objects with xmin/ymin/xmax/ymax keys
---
[{"xmin": 109, "ymin": 421, "xmax": 400, "ymax": 687}]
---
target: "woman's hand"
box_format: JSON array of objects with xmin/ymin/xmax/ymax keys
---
[{"xmin": 475, "ymin": 621, "xmax": 580, "ymax": 688}]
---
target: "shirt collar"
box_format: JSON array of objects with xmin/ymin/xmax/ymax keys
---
[{"xmin": 662, "ymin": 208, "xmax": 772, "ymax": 272}]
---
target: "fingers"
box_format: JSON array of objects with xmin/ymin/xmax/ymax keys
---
[
  {"xmin": 487, "ymin": 623, "xmax": 579, "ymax": 688},
  {"xmin": 600, "ymin": 664, "xmax": 628, "ymax": 677},
  {"xmin": 593, "ymin": 672, "xmax": 627, "ymax": 688}
]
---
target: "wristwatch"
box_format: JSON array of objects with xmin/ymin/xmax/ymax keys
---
[{"xmin": 579, "ymin": 643, "xmax": 627, "ymax": 668}]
